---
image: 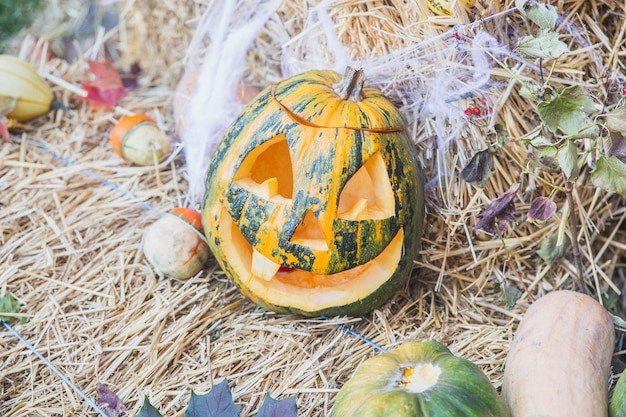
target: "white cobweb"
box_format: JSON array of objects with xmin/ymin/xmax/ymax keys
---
[{"xmin": 178, "ymin": 0, "xmax": 603, "ymax": 206}]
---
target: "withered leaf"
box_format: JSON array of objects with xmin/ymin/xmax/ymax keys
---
[
  {"xmin": 475, "ymin": 184, "xmax": 520, "ymax": 235},
  {"xmin": 528, "ymin": 196, "xmax": 557, "ymax": 223},
  {"xmin": 96, "ymin": 383, "xmax": 127, "ymax": 417},
  {"xmin": 460, "ymin": 149, "xmax": 494, "ymax": 187}
]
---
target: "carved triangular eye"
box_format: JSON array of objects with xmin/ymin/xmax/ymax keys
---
[
  {"xmin": 337, "ymin": 152, "xmax": 395, "ymax": 220},
  {"xmin": 233, "ymin": 134, "xmax": 293, "ymax": 201},
  {"xmin": 291, "ymin": 209, "xmax": 329, "ymax": 251}
]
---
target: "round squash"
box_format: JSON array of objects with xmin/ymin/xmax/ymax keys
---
[
  {"xmin": 426, "ymin": 0, "xmax": 475, "ymax": 16},
  {"xmin": 502, "ymin": 290, "xmax": 615, "ymax": 417},
  {"xmin": 143, "ymin": 208, "xmax": 209, "ymax": 280},
  {"xmin": 110, "ymin": 114, "xmax": 171, "ymax": 166},
  {"xmin": 0, "ymin": 54, "xmax": 54, "ymax": 121},
  {"xmin": 611, "ymin": 371, "xmax": 626, "ymax": 417},
  {"xmin": 331, "ymin": 340, "xmax": 509, "ymax": 416},
  {"xmin": 202, "ymin": 67, "xmax": 425, "ymax": 317}
]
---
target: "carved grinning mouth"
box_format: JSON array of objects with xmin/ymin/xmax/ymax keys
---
[{"xmin": 217, "ymin": 208, "xmax": 404, "ymax": 312}]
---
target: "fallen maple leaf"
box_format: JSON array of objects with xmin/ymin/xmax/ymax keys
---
[
  {"xmin": 185, "ymin": 379, "xmax": 240, "ymax": 417},
  {"xmin": 255, "ymin": 395, "xmax": 297, "ymax": 417},
  {"xmin": 97, "ymin": 383, "xmax": 127, "ymax": 417},
  {"xmin": 80, "ymin": 58, "xmax": 127, "ymax": 108},
  {"xmin": 475, "ymin": 184, "xmax": 520, "ymax": 235}
]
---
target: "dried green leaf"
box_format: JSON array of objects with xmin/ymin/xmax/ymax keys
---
[
  {"xmin": 498, "ymin": 282, "xmax": 522, "ymax": 308},
  {"xmin": 460, "ymin": 149, "xmax": 494, "ymax": 187},
  {"xmin": 515, "ymin": 0, "xmax": 558, "ymax": 30},
  {"xmin": 591, "ymin": 156, "xmax": 626, "ymax": 198},
  {"xmin": 136, "ymin": 396, "xmax": 163, "ymax": 417},
  {"xmin": 255, "ymin": 395, "xmax": 297, "ymax": 417},
  {"xmin": 556, "ymin": 140, "xmax": 579, "ymax": 179},
  {"xmin": 0, "ymin": 293, "xmax": 23, "ymax": 323},
  {"xmin": 537, "ymin": 85, "xmax": 597, "ymax": 135},
  {"xmin": 516, "ymin": 29, "xmax": 568, "ymax": 60},
  {"xmin": 519, "ymin": 83, "xmax": 541, "ymax": 102},
  {"xmin": 185, "ymin": 379, "xmax": 240, "ymax": 417},
  {"xmin": 536, "ymin": 233, "xmax": 567, "ymax": 265}
]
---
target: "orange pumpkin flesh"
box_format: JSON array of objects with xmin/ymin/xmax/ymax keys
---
[{"xmin": 202, "ymin": 67, "xmax": 425, "ymax": 316}]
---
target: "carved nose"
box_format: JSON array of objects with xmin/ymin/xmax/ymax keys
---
[{"xmin": 290, "ymin": 209, "xmax": 329, "ymax": 251}]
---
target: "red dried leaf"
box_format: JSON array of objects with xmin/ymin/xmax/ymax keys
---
[
  {"xmin": 475, "ymin": 184, "xmax": 520, "ymax": 235},
  {"xmin": 80, "ymin": 59, "xmax": 127, "ymax": 108},
  {"xmin": 96, "ymin": 383, "xmax": 127, "ymax": 417},
  {"xmin": 528, "ymin": 196, "xmax": 557, "ymax": 222}
]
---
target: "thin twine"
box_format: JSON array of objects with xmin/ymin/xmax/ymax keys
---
[
  {"xmin": 1, "ymin": 320, "xmax": 110, "ymax": 417},
  {"xmin": 27, "ymin": 138, "xmax": 165, "ymax": 217},
  {"xmin": 6, "ymin": 136, "xmax": 387, "ymax": 414}
]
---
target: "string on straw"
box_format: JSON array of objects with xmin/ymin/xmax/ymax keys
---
[{"xmin": 2, "ymin": 320, "xmax": 110, "ymax": 417}]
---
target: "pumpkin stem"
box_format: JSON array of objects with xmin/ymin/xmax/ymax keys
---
[{"xmin": 334, "ymin": 66, "xmax": 365, "ymax": 102}]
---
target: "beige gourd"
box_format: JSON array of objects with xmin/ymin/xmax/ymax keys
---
[
  {"xmin": 502, "ymin": 290, "xmax": 615, "ymax": 417},
  {"xmin": 0, "ymin": 55, "xmax": 54, "ymax": 121}
]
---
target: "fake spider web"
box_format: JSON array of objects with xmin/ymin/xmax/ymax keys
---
[{"xmin": 178, "ymin": 0, "xmax": 608, "ymax": 205}]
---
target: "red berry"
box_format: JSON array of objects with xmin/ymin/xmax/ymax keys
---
[
  {"xmin": 464, "ymin": 108, "xmax": 473, "ymax": 116},
  {"xmin": 622, "ymin": 86, "xmax": 626, "ymax": 95},
  {"xmin": 472, "ymin": 107, "xmax": 481, "ymax": 115}
]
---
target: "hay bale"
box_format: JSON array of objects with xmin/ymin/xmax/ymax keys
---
[{"xmin": 1, "ymin": 0, "xmax": 624, "ymax": 415}]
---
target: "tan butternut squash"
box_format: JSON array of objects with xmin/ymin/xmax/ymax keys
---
[{"xmin": 502, "ymin": 290, "xmax": 615, "ymax": 417}]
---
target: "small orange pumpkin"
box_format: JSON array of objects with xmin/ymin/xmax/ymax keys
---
[{"xmin": 110, "ymin": 114, "xmax": 171, "ymax": 165}]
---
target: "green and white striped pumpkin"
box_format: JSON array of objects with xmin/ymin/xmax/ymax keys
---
[{"xmin": 202, "ymin": 67, "xmax": 425, "ymax": 317}]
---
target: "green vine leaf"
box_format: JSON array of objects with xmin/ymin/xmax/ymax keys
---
[
  {"xmin": 255, "ymin": 395, "xmax": 297, "ymax": 417},
  {"xmin": 536, "ymin": 233, "xmax": 567, "ymax": 265},
  {"xmin": 591, "ymin": 156, "xmax": 626, "ymax": 198},
  {"xmin": 515, "ymin": 0, "xmax": 559, "ymax": 30},
  {"xmin": 524, "ymin": 134, "xmax": 558, "ymax": 158},
  {"xmin": 516, "ymin": 29, "xmax": 568, "ymax": 60},
  {"xmin": 556, "ymin": 140, "xmax": 579, "ymax": 179},
  {"xmin": 537, "ymin": 85, "xmax": 597, "ymax": 135},
  {"xmin": 185, "ymin": 380, "xmax": 240, "ymax": 417},
  {"xmin": 0, "ymin": 292, "xmax": 23, "ymax": 323},
  {"xmin": 136, "ymin": 396, "xmax": 163, "ymax": 417},
  {"xmin": 604, "ymin": 105, "xmax": 626, "ymax": 135}
]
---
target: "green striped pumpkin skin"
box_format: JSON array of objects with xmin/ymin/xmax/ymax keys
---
[
  {"xmin": 332, "ymin": 341, "xmax": 510, "ymax": 417},
  {"xmin": 202, "ymin": 68, "xmax": 425, "ymax": 317},
  {"xmin": 611, "ymin": 371, "xmax": 626, "ymax": 417}
]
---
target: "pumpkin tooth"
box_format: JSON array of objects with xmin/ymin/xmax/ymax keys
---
[{"xmin": 251, "ymin": 248, "xmax": 281, "ymax": 281}]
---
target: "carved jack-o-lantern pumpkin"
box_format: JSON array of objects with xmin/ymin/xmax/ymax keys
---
[{"xmin": 202, "ymin": 67, "xmax": 425, "ymax": 316}]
